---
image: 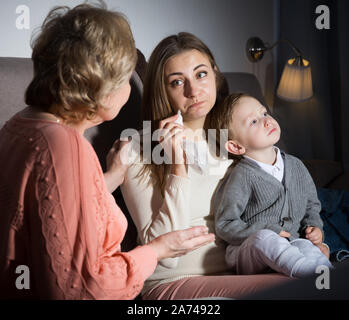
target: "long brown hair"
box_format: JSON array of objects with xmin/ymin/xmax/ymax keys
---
[{"xmin": 139, "ymin": 32, "xmax": 228, "ymax": 194}]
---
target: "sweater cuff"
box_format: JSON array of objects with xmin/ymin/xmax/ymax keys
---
[
  {"xmin": 127, "ymin": 245, "xmax": 158, "ymax": 281},
  {"xmin": 267, "ymin": 223, "xmax": 284, "ymax": 236}
]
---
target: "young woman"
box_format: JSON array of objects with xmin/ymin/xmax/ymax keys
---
[{"xmin": 121, "ymin": 32, "xmax": 291, "ymax": 299}]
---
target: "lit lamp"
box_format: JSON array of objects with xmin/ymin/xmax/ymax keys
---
[{"xmin": 246, "ymin": 37, "xmax": 313, "ymax": 102}]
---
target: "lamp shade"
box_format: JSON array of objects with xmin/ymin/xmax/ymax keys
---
[{"xmin": 276, "ymin": 57, "xmax": 313, "ymax": 102}]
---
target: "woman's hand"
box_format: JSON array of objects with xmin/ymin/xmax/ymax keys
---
[
  {"xmin": 158, "ymin": 114, "xmax": 187, "ymax": 177},
  {"xmin": 147, "ymin": 226, "xmax": 215, "ymax": 261},
  {"xmin": 104, "ymin": 138, "xmax": 131, "ymax": 193}
]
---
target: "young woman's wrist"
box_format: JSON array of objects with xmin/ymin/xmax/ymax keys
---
[
  {"xmin": 104, "ymin": 168, "xmax": 125, "ymax": 193},
  {"xmin": 171, "ymin": 163, "xmax": 187, "ymax": 177}
]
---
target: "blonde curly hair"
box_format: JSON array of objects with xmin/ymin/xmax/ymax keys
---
[{"xmin": 25, "ymin": 3, "xmax": 137, "ymax": 122}]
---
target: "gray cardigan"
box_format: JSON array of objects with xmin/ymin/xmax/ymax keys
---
[{"xmin": 214, "ymin": 151, "xmax": 323, "ymax": 246}]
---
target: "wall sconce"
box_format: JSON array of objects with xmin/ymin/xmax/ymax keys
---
[{"xmin": 246, "ymin": 37, "xmax": 313, "ymax": 102}]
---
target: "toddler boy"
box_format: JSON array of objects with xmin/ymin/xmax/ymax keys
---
[{"xmin": 212, "ymin": 93, "xmax": 332, "ymax": 278}]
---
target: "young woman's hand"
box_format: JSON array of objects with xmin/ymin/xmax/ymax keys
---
[
  {"xmin": 157, "ymin": 114, "xmax": 187, "ymax": 177},
  {"xmin": 104, "ymin": 138, "xmax": 131, "ymax": 193},
  {"xmin": 147, "ymin": 226, "xmax": 215, "ymax": 261}
]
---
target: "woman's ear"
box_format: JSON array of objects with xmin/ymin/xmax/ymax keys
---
[
  {"xmin": 225, "ymin": 140, "xmax": 245, "ymax": 156},
  {"xmin": 102, "ymin": 94, "xmax": 111, "ymax": 106}
]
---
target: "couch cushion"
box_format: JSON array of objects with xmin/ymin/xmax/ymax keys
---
[
  {"xmin": 302, "ymin": 159, "xmax": 344, "ymax": 188},
  {"xmin": 223, "ymin": 72, "xmax": 266, "ymax": 106},
  {"xmin": 0, "ymin": 57, "xmax": 33, "ymax": 128}
]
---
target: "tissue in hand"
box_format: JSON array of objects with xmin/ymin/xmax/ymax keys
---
[
  {"xmin": 173, "ymin": 110, "xmax": 207, "ymax": 171},
  {"xmin": 174, "ymin": 110, "xmax": 183, "ymax": 126}
]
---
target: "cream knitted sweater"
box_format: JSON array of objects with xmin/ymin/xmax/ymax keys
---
[{"xmin": 121, "ymin": 139, "xmax": 233, "ymax": 294}]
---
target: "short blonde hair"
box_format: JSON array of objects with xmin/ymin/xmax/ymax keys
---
[
  {"xmin": 25, "ymin": 3, "xmax": 137, "ymax": 122},
  {"xmin": 209, "ymin": 93, "xmax": 251, "ymax": 159}
]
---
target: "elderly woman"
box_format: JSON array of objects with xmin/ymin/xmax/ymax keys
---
[{"xmin": 0, "ymin": 4, "xmax": 214, "ymax": 300}]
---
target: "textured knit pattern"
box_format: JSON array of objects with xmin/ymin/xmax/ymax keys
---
[
  {"xmin": 121, "ymin": 135, "xmax": 233, "ymax": 294},
  {"xmin": 0, "ymin": 114, "xmax": 157, "ymax": 299},
  {"xmin": 214, "ymin": 152, "xmax": 323, "ymax": 246}
]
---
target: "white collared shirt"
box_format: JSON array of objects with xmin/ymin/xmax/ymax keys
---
[{"xmin": 244, "ymin": 147, "xmax": 284, "ymax": 182}]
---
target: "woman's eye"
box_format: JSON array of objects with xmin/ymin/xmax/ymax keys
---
[
  {"xmin": 197, "ymin": 71, "xmax": 207, "ymax": 79},
  {"xmin": 263, "ymin": 112, "xmax": 268, "ymax": 117},
  {"xmin": 251, "ymin": 119, "xmax": 258, "ymax": 125},
  {"xmin": 171, "ymin": 79, "xmax": 184, "ymax": 87}
]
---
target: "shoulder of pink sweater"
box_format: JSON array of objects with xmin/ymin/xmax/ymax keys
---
[
  {"xmin": 26, "ymin": 122, "xmax": 97, "ymax": 167},
  {"xmin": 6, "ymin": 116, "xmax": 88, "ymax": 155},
  {"xmin": 35, "ymin": 122, "xmax": 88, "ymax": 151}
]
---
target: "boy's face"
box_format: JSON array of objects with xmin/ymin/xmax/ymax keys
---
[{"xmin": 228, "ymin": 96, "xmax": 281, "ymax": 155}]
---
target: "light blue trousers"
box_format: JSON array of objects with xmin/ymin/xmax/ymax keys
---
[{"xmin": 225, "ymin": 229, "xmax": 333, "ymax": 278}]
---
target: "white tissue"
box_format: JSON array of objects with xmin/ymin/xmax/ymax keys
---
[
  {"xmin": 173, "ymin": 110, "xmax": 207, "ymax": 172},
  {"xmin": 174, "ymin": 110, "xmax": 183, "ymax": 125}
]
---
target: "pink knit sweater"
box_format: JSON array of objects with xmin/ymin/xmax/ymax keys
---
[{"xmin": 0, "ymin": 114, "xmax": 157, "ymax": 299}]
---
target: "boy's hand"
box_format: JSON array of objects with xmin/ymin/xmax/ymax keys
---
[
  {"xmin": 305, "ymin": 226, "xmax": 323, "ymax": 245},
  {"xmin": 279, "ymin": 230, "xmax": 291, "ymax": 238}
]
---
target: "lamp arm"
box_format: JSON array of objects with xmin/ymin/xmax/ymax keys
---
[{"xmin": 265, "ymin": 39, "xmax": 302, "ymax": 57}]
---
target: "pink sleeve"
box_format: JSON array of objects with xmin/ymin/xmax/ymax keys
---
[
  {"xmin": 96, "ymin": 243, "xmax": 158, "ymax": 298},
  {"xmin": 27, "ymin": 125, "xmax": 157, "ymax": 299}
]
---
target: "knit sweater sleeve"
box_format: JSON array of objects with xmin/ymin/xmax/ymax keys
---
[
  {"xmin": 121, "ymin": 150, "xmax": 191, "ymax": 269},
  {"xmin": 296, "ymin": 159, "xmax": 323, "ymax": 233},
  {"xmin": 214, "ymin": 165, "xmax": 283, "ymax": 246}
]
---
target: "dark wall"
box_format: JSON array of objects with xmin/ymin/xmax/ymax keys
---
[{"xmin": 272, "ymin": 0, "xmax": 348, "ymax": 168}]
